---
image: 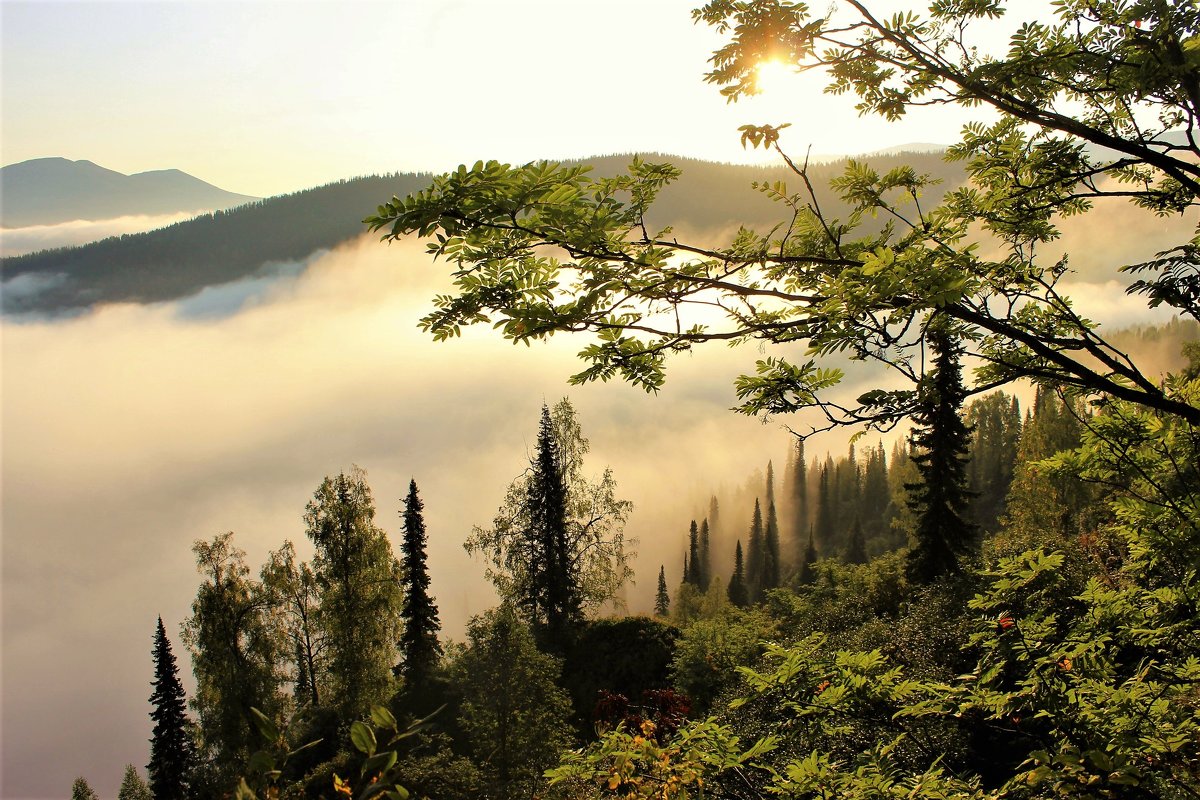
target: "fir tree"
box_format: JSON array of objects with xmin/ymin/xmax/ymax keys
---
[
  {"xmin": 905, "ymin": 322, "xmax": 978, "ymax": 583},
  {"xmin": 686, "ymin": 520, "xmax": 702, "ymax": 588},
  {"xmin": 118, "ymin": 765, "xmax": 152, "ymax": 800},
  {"xmin": 746, "ymin": 498, "xmax": 765, "ymax": 602},
  {"xmin": 814, "ymin": 460, "xmax": 835, "ymax": 554},
  {"xmin": 789, "ymin": 438, "xmax": 808, "ymax": 559},
  {"xmin": 72, "ymin": 778, "xmax": 99, "ymax": 800},
  {"xmin": 698, "ymin": 518, "xmax": 712, "ymax": 589},
  {"xmin": 763, "ymin": 461, "xmax": 781, "ymax": 591},
  {"xmin": 654, "ymin": 566, "xmax": 670, "ymax": 616},
  {"xmin": 708, "ymin": 495, "xmax": 720, "ymax": 535},
  {"xmin": 148, "ymin": 617, "xmax": 194, "ymax": 800},
  {"xmin": 727, "ymin": 540, "xmax": 749, "ymax": 608},
  {"xmin": 397, "ymin": 479, "xmax": 442, "ymax": 687},
  {"xmin": 527, "ymin": 404, "xmax": 580, "ymax": 647}
]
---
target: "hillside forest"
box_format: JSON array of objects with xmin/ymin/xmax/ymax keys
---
[{"xmin": 63, "ymin": 0, "xmax": 1200, "ymax": 798}]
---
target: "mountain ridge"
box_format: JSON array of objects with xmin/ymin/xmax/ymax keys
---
[
  {"xmin": 0, "ymin": 157, "xmax": 259, "ymax": 228},
  {"xmin": 0, "ymin": 152, "xmax": 961, "ymax": 315}
]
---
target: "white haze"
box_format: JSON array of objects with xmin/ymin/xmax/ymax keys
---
[
  {"xmin": 0, "ymin": 211, "xmax": 207, "ymax": 257},
  {"xmin": 1, "ymin": 234, "xmax": 855, "ymax": 800},
  {"xmin": 3, "ymin": 197, "xmax": 1195, "ymax": 799}
]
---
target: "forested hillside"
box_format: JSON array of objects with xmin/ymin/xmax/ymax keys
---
[{"xmin": 1, "ymin": 152, "xmax": 956, "ymax": 315}]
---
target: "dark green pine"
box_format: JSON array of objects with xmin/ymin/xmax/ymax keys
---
[
  {"xmin": 398, "ymin": 479, "xmax": 442, "ymax": 687},
  {"xmin": 148, "ymin": 617, "xmax": 195, "ymax": 800}
]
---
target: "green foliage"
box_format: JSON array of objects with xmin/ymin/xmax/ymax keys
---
[
  {"xmin": 184, "ymin": 533, "xmax": 286, "ymax": 787},
  {"xmin": 446, "ymin": 605, "xmax": 575, "ymax": 799},
  {"xmin": 305, "ymin": 467, "xmax": 404, "ymax": 721},
  {"xmin": 118, "ymin": 765, "xmax": 153, "ymax": 800},
  {"xmin": 237, "ymin": 703, "xmax": 424, "ymax": 800},
  {"xmin": 669, "ymin": 606, "xmax": 778, "ymax": 713},
  {"xmin": 368, "ymin": 0, "xmax": 1200, "ymax": 433},
  {"xmin": 71, "ymin": 777, "xmax": 100, "ymax": 800},
  {"xmin": 465, "ymin": 399, "xmax": 633, "ymax": 645},
  {"xmin": 654, "ymin": 566, "xmax": 671, "ymax": 617}
]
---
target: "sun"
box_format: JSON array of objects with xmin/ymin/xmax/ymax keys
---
[{"xmin": 754, "ymin": 58, "xmax": 795, "ymax": 95}]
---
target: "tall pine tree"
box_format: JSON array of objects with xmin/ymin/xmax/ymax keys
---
[
  {"xmin": 654, "ymin": 566, "xmax": 670, "ymax": 616},
  {"xmin": 905, "ymin": 321, "xmax": 977, "ymax": 583},
  {"xmin": 763, "ymin": 461, "xmax": 781, "ymax": 591},
  {"xmin": 698, "ymin": 518, "xmax": 712, "ymax": 589},
  {"xmin": 148, "ymin": 617, "xmax": 194, "ymax": 800},
  {"xmin": 746, "ymin": 498, "xmax": 765, "ymax": 603},
  {"xmin": 398, "ymin": 479, "xmax": 442, "ymax": 688},
  {"xmin": 686, "ymin": 520, "xmax": 702, "ymax": 588},
  {"xmin": 789, "ymin": 438, "xmax": 808, "ymax": 560},
  {"xmin": 727, "ymin": 541, "xmax": 749, "ymax": 608},
  {"xmin": 527, "ymin": 404, "xmax": 580, "ymax": 647}
]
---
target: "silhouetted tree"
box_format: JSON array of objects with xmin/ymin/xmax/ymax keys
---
[
  {"xmin": 727, "ymin": 541, "xmax": 749, "ymax": 608},
  {"xmin": 698, "ymin": 518, "xmax": 712, "ymax": 589},
  {"xmin": 654, "ymin": 566, "xmax": 670, "ymax": 617},
  {"xmin": 788, "ymin": 438, "xmax": 808, "ymax": 559},
  {"xmin": 148, "ymin": 617, "xmax": 194, "ymax": 800},
  {"xmin": 686, "ymin": 520, "xmax": 702, "ymax": 588},
  {"xmin": 905, "ymin": 323, "xmax": 977, "ymax": 583},
  {"xmin": 746, "ymin": 499, "xmax": 765, "ymax": 602},
  {"xmin": 763, "ymin": 461, "xmax": 781, "ymax": 591},
  {"xmin": 397, "ymin": 479, "xmax": 442, "ymax": 688}
]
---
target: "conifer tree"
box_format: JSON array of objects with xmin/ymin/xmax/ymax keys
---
[
  {"xmin": 727, "ymin": 540, "xmax": 749, "ymax": 608},
  {"xmin": 763, "ymin": 462, "xmax": 781, "ymax": 591},
  {"xmin": 527, "ymin": 404, "xmax": 579, "ymax": 647},
  {"xmin": 118, "ymin": 765, "xmax": 152, "ymax": 800},
  {"xmin": 905, "ymin": 322, "xmax": 977, "ymax": 583},
  {"xmin": 72, "ymin": 778, "xmax": 99, "ymax": 800},
  {"xmin": 698, "ymin": 518, "xmax": 711, "ymax": 589},
  {"xmin": 814, "ymin": 461, "xmax": 835, "ymax": 554},
  {"xmin": 398, "ymin": 479, "xmax": 442, "ymax": 687},
  {"xmin": 686, "ymin": 520, "xmax": 702, "ymax": 588},
  {"xmin": 654, "ymin": 566, "xmax": 670, "ymax": 616},
  {"xmin": 789, "ymin": 438, "xmax": 808, "ymax": 558},
  {"xmin": 745, "ymin": 498, "xmax": 765, "ymax": 602},
  {"xmin": 708, "ymin": 495, "xmax": 720, "ymax": 535},
  {"xmin": 681, "ymin": 551, "xmax": 690, "ymax": 586},
  {"xmin": 148, "ymin": 617, "xmax": 194, "ymax": 800}
]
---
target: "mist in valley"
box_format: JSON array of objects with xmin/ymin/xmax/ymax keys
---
[{"xmin": 2, "ymin": 182, "xmax": 1196, "ymax": 799}]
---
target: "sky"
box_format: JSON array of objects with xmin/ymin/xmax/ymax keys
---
[
  {"xmin": 1, "ymin": 1, "xmax": 1187, "ymax": 799},
  {"xmin": 0, "ymin": 0, "xmax": 979, "ymax": 198}
]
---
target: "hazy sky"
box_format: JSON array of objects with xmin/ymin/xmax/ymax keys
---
[
  {"xmin": 1, "ymin": 2, "xmax": 1185, "ymax": 799},
  {"xmin": 1, "ymin": 0, "xmax": 981, "ymax": 197}
]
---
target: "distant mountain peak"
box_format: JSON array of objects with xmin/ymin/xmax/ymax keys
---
[{"xmin": 0, "ymin": 157, "xmax": 257, "ymax": 228}]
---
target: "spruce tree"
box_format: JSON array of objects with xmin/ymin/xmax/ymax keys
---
[
  {"xmin": 789, "ymin": 438, "xmax": 808, "ymax": 558},
  {"xmin": 398, "ymin": 479, "xmax": 442, "ymax": 687},
  {"xmin": 686, "ymin": 520, "xmax": 702, "ymax": 588},
  {"xmin": 746, "ymin": 498, "xmax": 765, "ymax": 602},
  {"xmin": 72, "ymin": 778, "xmax": 99, "ymax": 800},
  {"xmin": 698, "ymin": 518, "xmax": 712, "ymax": 589},
  {"xmin": 527, "ymin": 404, "xmax": 580, "ymax": 647},
  {"xmin": 905, "ymin": 322, "xmax": 978, "ymax": 583},
  {"xmin": 118, "ymin": 765, "xmax": 152, "ymax": 800},
  {"xmin": 814, "ymin": 460, "xmax": 835, "ymax": 554},
  {"xmin": 727, "ymin": 541, "xmax": 749, "ymax": 608},
  {"xmin": 763, "ymin": 462, "xmax": 781, "ymax": 591},
  {"xmin": 148, "ymin": 617, "xmax": 193, "ymax": 800},
  {"xmin": 654, "ymin": 566, "xmax": 670, "ymax": 616}
]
